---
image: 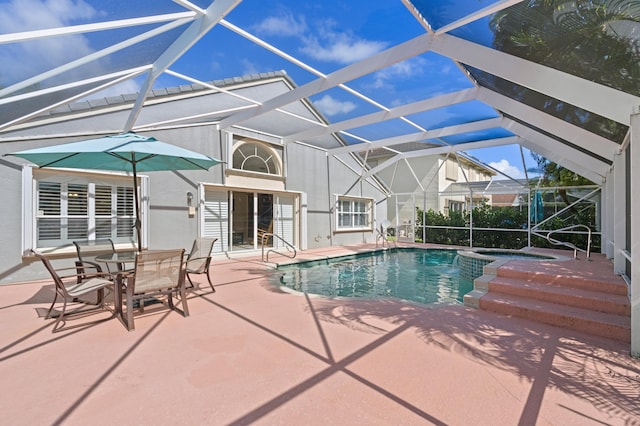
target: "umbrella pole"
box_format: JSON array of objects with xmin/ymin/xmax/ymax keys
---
[{"xmin": 132, "ymin": 156, "xmax": 142, "ymax": 251}]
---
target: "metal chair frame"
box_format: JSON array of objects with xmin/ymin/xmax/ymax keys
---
[
  {"xmin": 185, "ymin": 238, "xmax": 217, "ymax": 292},
  {"xmin": 32, "ymin": 250, "xmax": 114, "ymax": 332},
  {"xmin": 117, "ymin": 249, "xmax": 188, "ymax": 331}
]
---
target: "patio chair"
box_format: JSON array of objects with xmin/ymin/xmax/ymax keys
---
[
  {"xmin": 257, "ymin": 221, "xmax": 273, "ymax": 246},
  {"xmin": 185, "ymin": 237, "xmax": 217, "ymax": 292},
  {"xmin": 118, "ymin": 249, "xmax": 188, "ymax": 331},
  {"xmin": 73, "ymin": 239, "xmax": 116, "ymax": 280},
  {"xmin": 31, "ymin": 250, "xmax": 114, "ymax": 333}
]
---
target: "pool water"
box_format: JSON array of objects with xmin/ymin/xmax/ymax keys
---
[{"xmin": 274, "ymin": 248, "xmax": 473, "ymax": 306}]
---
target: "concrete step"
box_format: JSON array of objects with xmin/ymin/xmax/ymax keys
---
[
  {"xmin": 479, "ymin": 293, "xmax": 631, "ymax": 343},
  {"xmin": 494, "ymin": 266, "xmax": 628, "ymax": 296},
  {"xmin": 488, "ymin": 277, "xmax": 630, "ymax": 316}
]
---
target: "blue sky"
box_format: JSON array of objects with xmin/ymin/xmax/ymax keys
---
[{"xmin": 0, "ymin": 0, "xmax": 538, "ymax": 179}]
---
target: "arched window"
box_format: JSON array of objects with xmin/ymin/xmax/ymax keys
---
[{"xmin": 232, "ymin": 140, "xmax": 282, "ymax": 176}]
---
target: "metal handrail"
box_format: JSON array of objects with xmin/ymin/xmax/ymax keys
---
[
  {"xmin": 260, "ymin": 233, "xmax": 297, "ymax": 262},
  {"xmin": 541, "ymin": 224, "xmax": 592, "ymax": 259},
  {"xmin": 376, "ymin": 227, "xmax": 397, "ymax": 248}
]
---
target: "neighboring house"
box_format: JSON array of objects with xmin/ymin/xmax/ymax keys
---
[
  {"xmin": 0, "ymin": 72, "xmax": 389, "ymax": 284},
  {"xmin": 363, "ymin": 147, "xmax": 495, "ymax": 236},
  {"xmin": 438, "ymin": 156, "xmax": 495, "ymax": 215},
  {"xmin": 441, "ymin": 179, "xmax": 531, "ymax": 212}
]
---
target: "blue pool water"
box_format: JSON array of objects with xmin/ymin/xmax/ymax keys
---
[{"xmin": 274, "ymin": 248, "xmax": 473, "ymax": 306}]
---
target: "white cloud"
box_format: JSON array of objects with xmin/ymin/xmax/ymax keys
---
[
  {"xmin": 372, "ymin": 57, "xmax": 427, "ymax": 89},
  {"xmin": 253, "ymin": 9, "xmax": 389, "ymax": 65},
  {"xmin": 255, "ymin": 13, "xmax": 387, "ymax": 65},
  {"xmin": 241, "ymin": 59, "xmax": 261, "ymax": 76},
  {"xmin": 489, "ymin": 159, "xmax": 525, "ymax": 180},
  {"xmin": 314, "ymin": 94, "xmax": 356, "ymax": 116},
  {"xmin": 253, "ymin": 12, "xmax": 307, "ymax": 37},
  {"xmin": 300, "ymin": 28, "xmax": 387, "ymax": 64},
  {"xmin": 0, "ymin": 0, "xmax": 96, "ymax": 32},
  {"xmin": 0, "ymin": 0, "xmax": 98, "ymax": 85}
]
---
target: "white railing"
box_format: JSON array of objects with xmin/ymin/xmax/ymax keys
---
[
  {"xmin": 376, "ymin": 220, "xmax": 396, "ymax": 248},
  {"xmin": 540, "ymin": 224, "xmax": 592, "ymax": 259},
  {"xmin": 260, "ymin": 233, "xmax": 296, "ymax": 262}
]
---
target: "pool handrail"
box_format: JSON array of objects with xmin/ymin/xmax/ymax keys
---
[
  {"xmin": 260, "ymin": 232, "xmax": 296, "ymax": 262},
  {"xmin": 376, "ymin": 220, "xmax": 396, "ymax": 248},
  {"xmin": 543, "ymin": 224, "xmax": 592, "ymax": 259}
]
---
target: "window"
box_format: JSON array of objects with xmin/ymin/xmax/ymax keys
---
[
  {"xmin": 232, "ymin": 139, "xmax": 283, "ymax": 176},
  {"xmin": 445, "ymin": 158, "xmax": 458, "ymax": 181},
  {"xmin": 336, "ymin": 196, "xmax": 372, "ymax": 231},
  {"xmin": 447, "ymin": 200, "xmax": 464, "ymax": 214},
  {"xmin": 33, "ymin": 171, "xmax": 135, "ymax": 249}
]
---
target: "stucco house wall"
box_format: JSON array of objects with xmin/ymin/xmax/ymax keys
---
[{"xmin": 0, "ymin": 74, "xmax": 388, "ymax": 284}]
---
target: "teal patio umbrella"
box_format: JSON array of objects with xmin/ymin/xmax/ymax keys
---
[
  {"xmin": 530, "ymin": 191, "xmax": 544, "ymax": 224},
  {"xmin": 6, "ymin": 132, "xmax": 222, "ymax": 250}
]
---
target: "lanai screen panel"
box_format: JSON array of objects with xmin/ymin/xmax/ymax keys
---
[{"xmin": 409, "ymin": 0, "xmax": 638, "ymax": 145}]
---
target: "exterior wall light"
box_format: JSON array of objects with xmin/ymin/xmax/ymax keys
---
[{"xmin": 187, "ymin": 192, "xmax": 195, "ymax": 217}]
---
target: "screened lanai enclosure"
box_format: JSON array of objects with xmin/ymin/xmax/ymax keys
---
[
  {"xmin": 0, "ymin": 0, "xmax": 638, "ymax": 353},
  {"xmin": 388, "ymin": 183, "xmax": 601, "ymax": 252}
]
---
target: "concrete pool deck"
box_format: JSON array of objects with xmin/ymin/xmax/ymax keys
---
[{"xmin": 1, "ymin": 243, "xmax": 638, "ymax": 425}]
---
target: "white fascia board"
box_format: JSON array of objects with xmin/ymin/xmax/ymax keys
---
[
  {"xmin": 431, "ymin": 33, "xmax": 639, "ymax": 125},
  {"xmin": 478, "ymin": 87, "xmax": 619, "ymax": 162},
  {"xmin": 329, "ymin": 117, "xmax": 503, "ymax": 155},
  {"xmin": 284, "ymin": 88, "xmax": 478, "ymax": 144},
  {"xmin": 124, "ymin": 0, "xmax": 242, "ymax": 131},
  {"xmin": 219, "ymin": 33, "xmax": 435, "ymax": 129}
]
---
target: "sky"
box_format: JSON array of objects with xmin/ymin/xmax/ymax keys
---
[{"xmin": 0, "ymin": 0, "xmax": 539, "ymax": 180}]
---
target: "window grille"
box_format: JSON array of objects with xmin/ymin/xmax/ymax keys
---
[
  {"xmin": 336, "ymin": 197, "xmax": 372, "ymax": 230},
  {"xmin": 35, "ymin": 177, "xmax": 134, "ymax": 248}
]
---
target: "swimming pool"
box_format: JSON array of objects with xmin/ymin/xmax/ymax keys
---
[{"xmin": 273, "ymin": 248, "xmax": 473, "ymax": 306}]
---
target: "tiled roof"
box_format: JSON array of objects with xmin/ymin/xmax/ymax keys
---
[{"xmin": 46, "ymin": 71, "xmax": 290, "ymax": 117}]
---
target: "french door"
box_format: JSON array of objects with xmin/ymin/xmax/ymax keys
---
[{"xmin": 204, "ymin": 187, "xmax": 296, "ymax": 252}]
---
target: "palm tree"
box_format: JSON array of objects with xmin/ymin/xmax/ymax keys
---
[{"xmin": 486, "ymin": 0, "xmax": 640, "ymax": 142}]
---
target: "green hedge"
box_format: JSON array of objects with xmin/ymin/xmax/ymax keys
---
[{"xmin": 415, "ymin": 205, "xmax": 600, "ymax": 251}]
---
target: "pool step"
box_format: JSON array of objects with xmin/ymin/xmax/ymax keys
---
[
  {"xmin": 487, "ymin": 277, "xmax": 630, "ymax": 316},
  {"xmin": 494, "ymin": 266, "xmax": 628, "ymax": 296},
  {"xmin": 479, "ymin": 293, "xmax": 630, "ymax": 343},
  {"xmin": 469, "ymin": 258, "xmax": 631, "ymax": 343}
]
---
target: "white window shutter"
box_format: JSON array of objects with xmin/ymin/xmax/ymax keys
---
[{"xmin": 204, "ymin": 188, "xmax": 229, "ymax": 253}]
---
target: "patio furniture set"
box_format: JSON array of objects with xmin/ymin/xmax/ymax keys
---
[{"xmin": 32, "ymin": 237, "xmax": 217, "ymax": 332}]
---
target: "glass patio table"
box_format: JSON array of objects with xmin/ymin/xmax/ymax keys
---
[
  {"xmin": 95, "ymin": 251, "xmax": 136, "ymax": 272},
  {"xmin": 95, "ymin": 251, "xmax": 137, "ymax": 320}
]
